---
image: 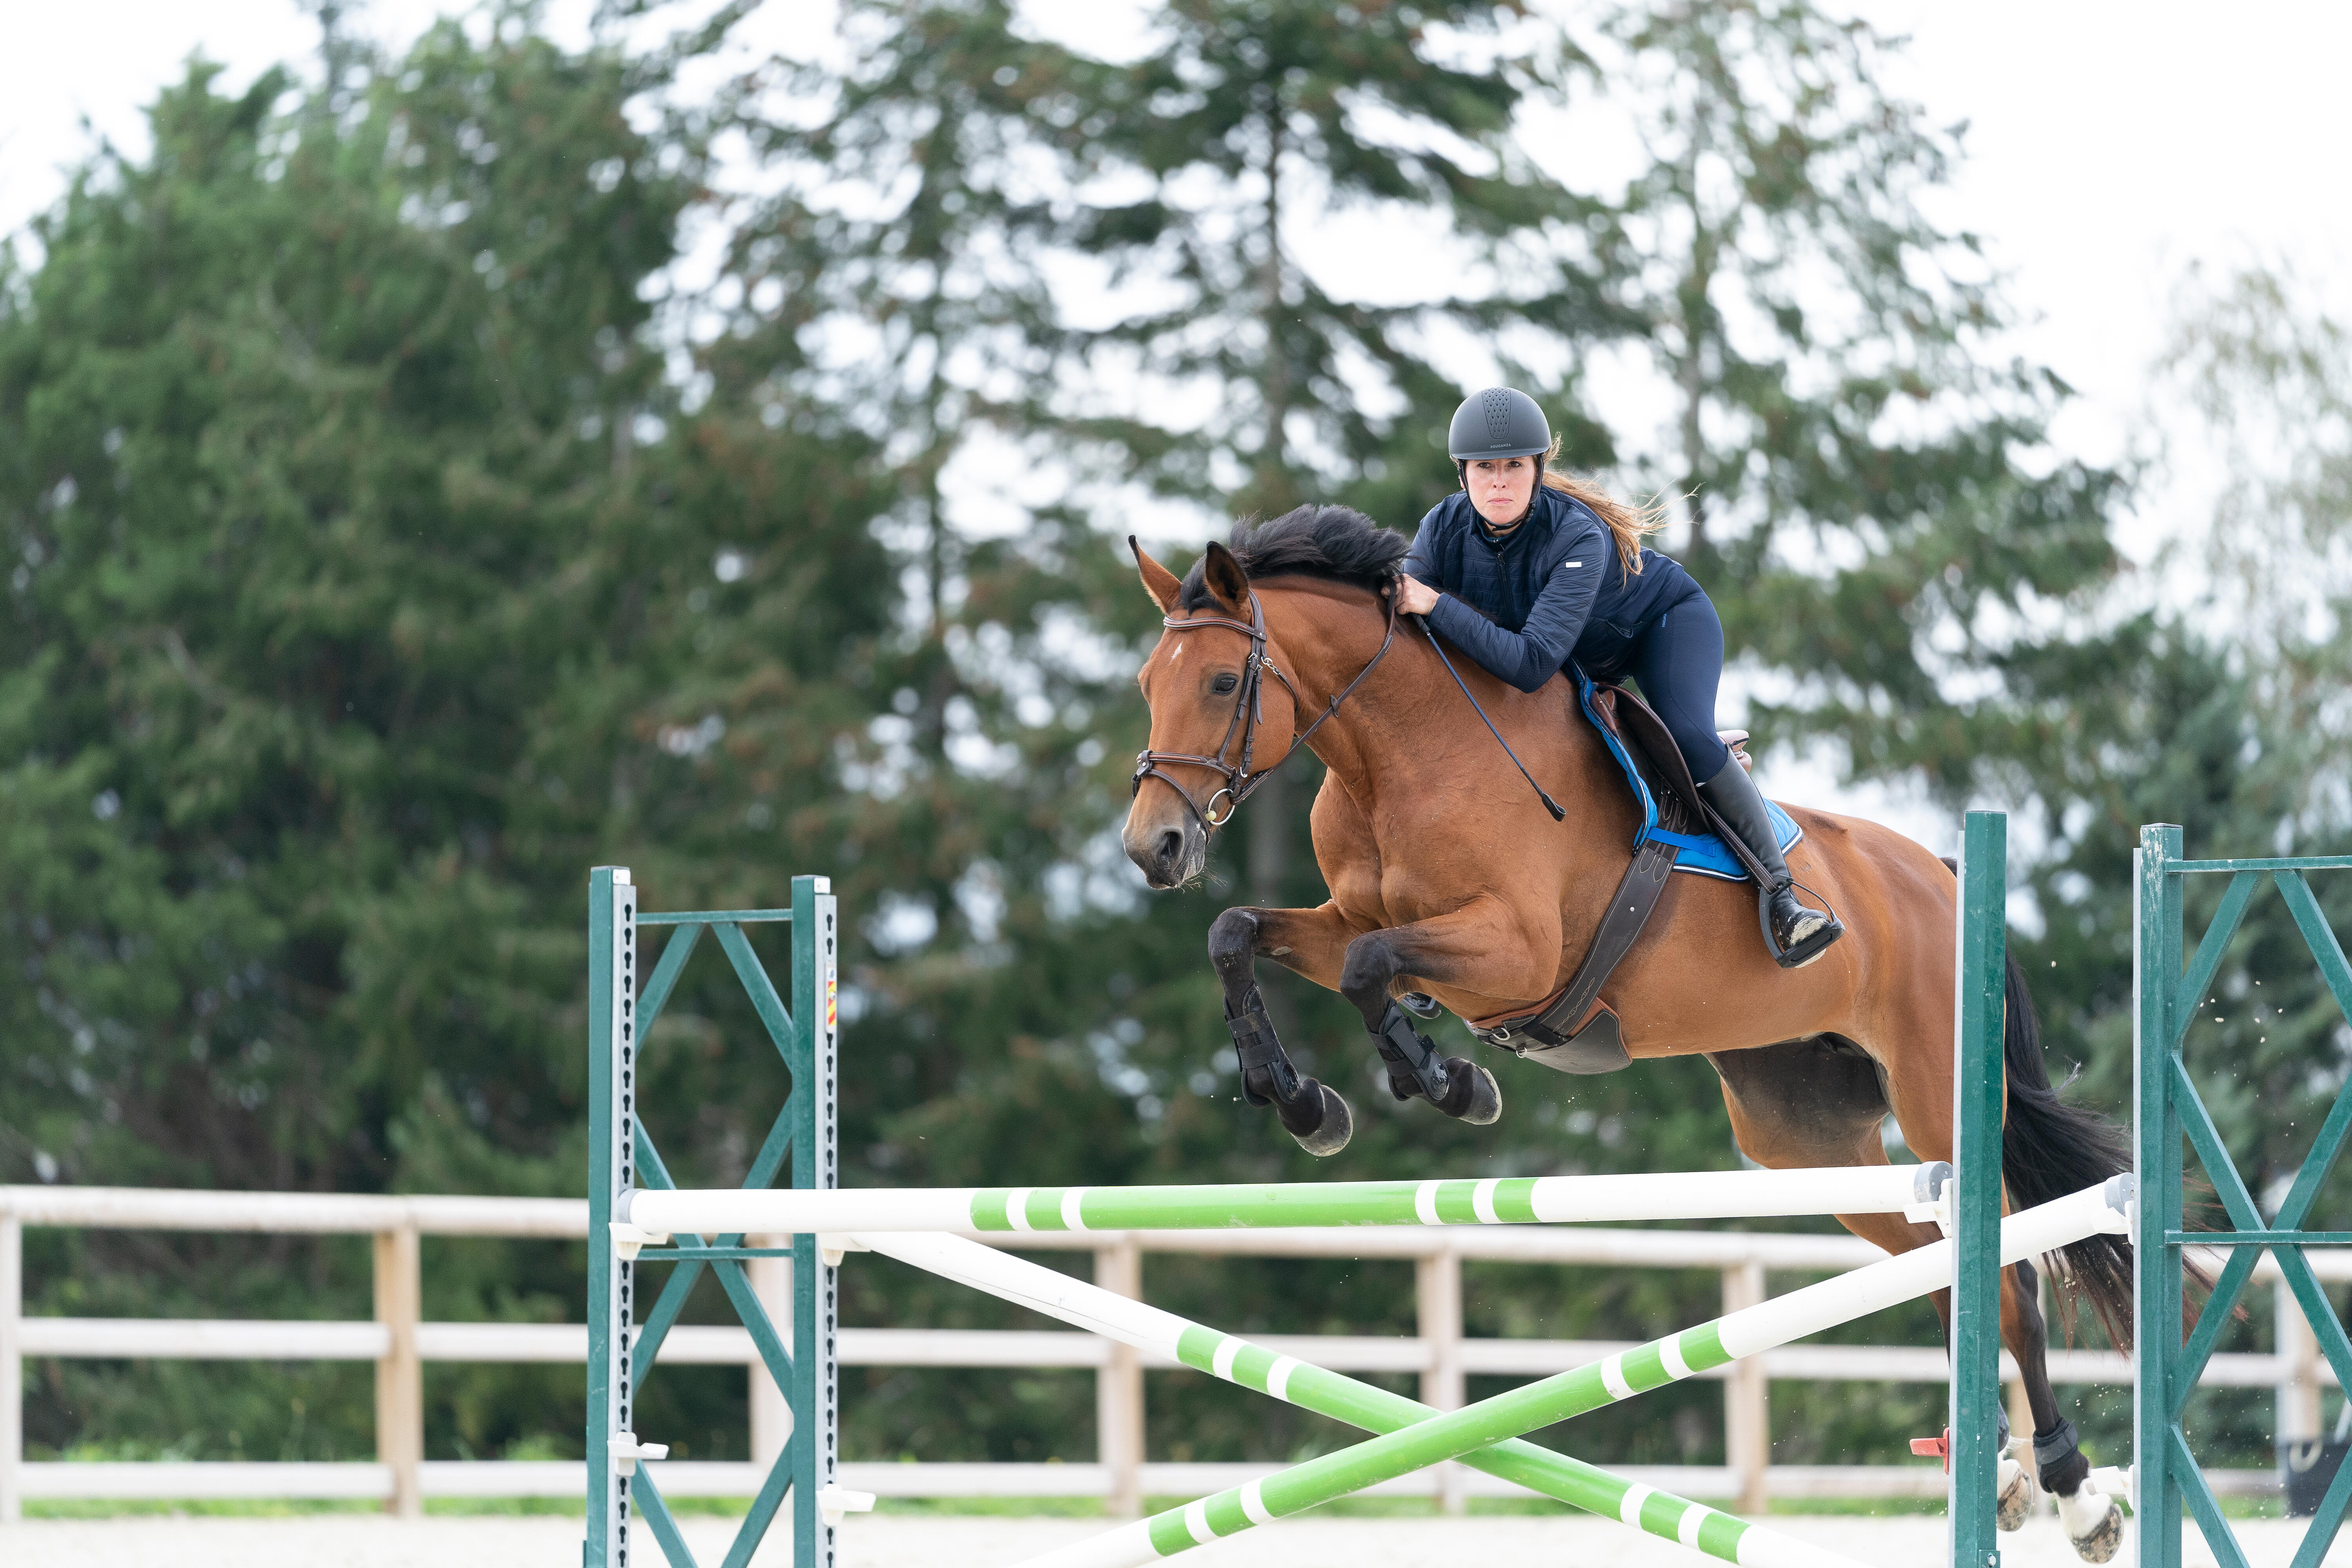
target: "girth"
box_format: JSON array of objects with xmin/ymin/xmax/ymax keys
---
[
  {"xmin": 1468, "ymin": 837, "xmax": 1679, "ymax": 1074},
  {"xmin": 1463, "ymin": 678, "xmax": 1785, "ymax": 1068}
]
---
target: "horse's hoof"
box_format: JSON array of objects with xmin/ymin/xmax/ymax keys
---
[
  {"xmin": 1280, "ymin": 1080, "xmax": 1353, "ymax": 1156},
  {"xmin": 2056, "ymin": 1485, "xmax": 2122, "ymax": 1564},
  {"xmin": 1996, "ymin": 1453, "xmax": 2035, "ymax": 1531},
  {"xmin": 1437, "ymin": 1059, "xmax": 1501, "ymax": 1125}
]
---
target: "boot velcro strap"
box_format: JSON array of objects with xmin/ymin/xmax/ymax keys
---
[
  {"xmin": 1226, "ymin": 1001, "xmax": 1280, "ymax": 1069},
  {"xmin": 1374, "ymin": 1002, "xmax": 1447, "ymax": 1100},
  {"xmin": 2033, "ymin": 1418, "xmax": 2080, "ymax": 1468},
  {"xmin": 1227, "ymin": 989, "xmax": 1299, "ymax": 1106}
]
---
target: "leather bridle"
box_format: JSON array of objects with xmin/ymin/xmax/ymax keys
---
[{"xmin": 1131, "ymin": 584, "xmax": 1399, "ymax": 833}]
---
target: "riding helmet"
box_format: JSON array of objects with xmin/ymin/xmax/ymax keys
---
[{"xmin": 1447, "ymin": 387, "xmax": 1551, "ymax": 461}]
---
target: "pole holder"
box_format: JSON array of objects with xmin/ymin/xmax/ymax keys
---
[
  {"xmin": 611, "ymin": 1431, "xmax": 670, "ymax": 1476},
  {"xmin": 612, "ymin": 1222, "xmax": 671, "ymax": 1261},
  {"xmin": 816, "ymin": 1484, "xmax": 876, "ymax": 1526}
]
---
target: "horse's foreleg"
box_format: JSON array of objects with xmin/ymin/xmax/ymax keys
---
[
  {"xmin": 1873, "ymin": 1015, "xmax": 2118, "ymax": 1557},
  {"xmin": 1208, "ymin": 904, "xmax": 1361, "ymax": 1156},
  {"xmin": 1853, "ymin": 1206, "xmax": 2100, "ymax": 1547},
  {"xmin": 1336, "ymin": 904, "xmax": 1530, "ymax": 1127},
  {"xmin": 2002, "ymin": 1255, "xmax": 2123, "ymax": 1559}
]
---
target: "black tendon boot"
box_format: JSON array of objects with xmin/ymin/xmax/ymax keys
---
[
  {"xmin": 1372, "ymin": 1002, "xmax": 1501, "ymax": 1124},
  {"xmin": 1227, "ymin": 987, "xmax": 1354, "ymax": 1156},
  {"xmin": 1696, "ymin": 756, "xmax": 1844, "ymax": 969}
]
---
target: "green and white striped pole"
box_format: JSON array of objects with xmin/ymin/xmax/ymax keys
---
[
  {"xmin": 861, "ymin": 1229, "xmax": 1864, "ymax": 1568},
  {"xmin": 619, "ymin": 1161, "xmax": 1948, "ymax": 1238},
  {"xmin": 1006, "ymin": 1180, "xmax": 2132, "ymax": 1568}
]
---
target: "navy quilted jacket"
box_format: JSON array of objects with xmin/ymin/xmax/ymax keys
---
[{"xmin": 1402, "ymin": 487, "xmax": 1700, "ymax": 690}]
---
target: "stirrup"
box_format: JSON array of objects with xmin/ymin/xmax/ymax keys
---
[
  {"xmin": 1759, "ymin": 884, "xmax": 1843, "ymax": 971},
  {"xmin": 1398, "ymin": 991, "xmax": 1441, "ymax": 1020},
  {"xmin": 1226, "ymin": 987, "xmax": 1301, "ymax": 1105}
]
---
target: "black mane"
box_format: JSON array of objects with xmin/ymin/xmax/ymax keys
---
[{"xmin": 1177, "ymin": 505, "xmax": 1408, "ymax": 610}]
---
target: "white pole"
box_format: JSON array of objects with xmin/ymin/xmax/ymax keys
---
[
  {"xmin": 998, "ymin": 1178, "xmax": 2130, "ymax": 1568},
  {"xmin": 747, "ymin": 1238, "xmax": 790, "ymax": 1472},
  {"xmin": 619, "ymin": 1162, "xmax": 1947, "ymax": 1240},
  {"xmin": 1713, "ymin": 1181, "xmax": 2129, "ymax": 1362},
  {"xmin": 0, "ymin": 1212, "xmax": 20, "ymax": 1524},
  {"xmin": 853, "ymin": 1230, "xmax": 1869, "ymax": 1568}
]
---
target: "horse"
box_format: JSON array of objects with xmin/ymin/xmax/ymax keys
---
[{"xmin": 1119, "ymin": 505, "xmax": 2133, "ymax": 1561}]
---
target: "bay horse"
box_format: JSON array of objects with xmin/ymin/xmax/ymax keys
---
[{"xmin": 1120, "ymin": 506, "xmax": 2131, "ymax": 1560}]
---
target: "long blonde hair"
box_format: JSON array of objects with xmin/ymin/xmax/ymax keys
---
[{"xmin": 1536, "ymin": 438, "xmax": 1667, "ymax": 573}]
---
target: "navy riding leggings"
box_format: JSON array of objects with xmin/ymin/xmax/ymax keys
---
[{"xmin": 1627, "ymin": 590, "xmax": 1731, "ymax": 784}]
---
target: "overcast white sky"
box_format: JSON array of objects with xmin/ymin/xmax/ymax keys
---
[{"xmin": 5, "ymin": 0, "xmax": 2348, "ymax": 853}]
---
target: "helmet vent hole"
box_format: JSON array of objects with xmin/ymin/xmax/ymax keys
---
[{"xmin": 1483, "ymin": 389, "xmax": 1512, "ymax": 443}]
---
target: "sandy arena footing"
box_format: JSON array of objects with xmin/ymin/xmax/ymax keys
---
[{"xmin": 3, "ymin": 1512, "xmax": 2343, "ymax": 1567}]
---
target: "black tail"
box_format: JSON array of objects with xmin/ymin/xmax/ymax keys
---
[{"xmin": 1998, "ymin": 953, "xmax": 2137, "ymax": 1350}]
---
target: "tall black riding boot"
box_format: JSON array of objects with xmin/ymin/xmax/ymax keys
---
[{"xmin": 1696, "ymin": 756, "xmax": 1844, "ymax": 969}]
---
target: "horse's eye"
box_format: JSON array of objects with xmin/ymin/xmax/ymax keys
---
[{"xmin": 1211, "ymin": 673, "xmax": 1238, "ymax": 695}]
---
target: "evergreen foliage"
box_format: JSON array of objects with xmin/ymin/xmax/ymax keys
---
[{"xmin": 3, "ymin": 0, "xmax": 2342, "ymax": 1491}]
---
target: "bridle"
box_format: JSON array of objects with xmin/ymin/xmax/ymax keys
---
[{"xmin": 1131, "ymin": 584, "xmax": 1400, "ymax": 833}]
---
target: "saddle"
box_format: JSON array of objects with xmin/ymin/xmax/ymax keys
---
[
  {"xmin": 1463, "ymin": 679, "xmax": 1776, "ymax": 1076},
  {"xmin": 1589, "ymin": 681, "xmax": 1719, "ymax": 834}
]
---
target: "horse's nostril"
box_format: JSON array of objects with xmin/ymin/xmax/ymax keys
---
[{"xmin": 1156, "ymin": 829, "xmax": 1183, "ymax": 868}]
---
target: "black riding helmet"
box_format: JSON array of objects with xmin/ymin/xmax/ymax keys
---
[
  {"xmin": 1448, "ymin": 387, "xmax": 1550, "ymax": 461},
  {"xmin": 1448, "ymin": 387, "xmax": 1551, "ymax": 506}
]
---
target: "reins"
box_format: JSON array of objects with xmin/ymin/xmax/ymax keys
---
[
  {"xmin": 1131, "ymin": 585, "xmax": 1399, "ymax": 833},
  {"xmin": 1413, "ymin": 617, "xmax": 1568, "ymax": 822}
]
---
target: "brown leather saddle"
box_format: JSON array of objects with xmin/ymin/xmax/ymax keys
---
[{"xmin": 1463, "ymin": 681, "xmax": 1768, "ymax": 1075}]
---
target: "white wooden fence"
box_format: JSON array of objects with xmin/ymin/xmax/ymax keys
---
[{"xmin": 0, "ymin": 1185, "xmax": 2324, "ymax": 1520}]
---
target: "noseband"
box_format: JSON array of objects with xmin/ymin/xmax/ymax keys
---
[{"xmin": 1131, "ymin": 585, "xmax": 1399, "ymax": 833}]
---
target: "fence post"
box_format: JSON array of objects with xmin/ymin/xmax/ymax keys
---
[
  {"xmin": 2135, "ymin": 825, "xmax": 2187, "ymax": 1568},
  {"xmin": 373, "ymin": 1221, "xmax": 423, "ymax": 1519},
  {"xmin": 1416, "ymin": 1243, "xmax": 1466, "ymax": 1514},
  {"xmin": 2007, "ymin": 1377, "xmax": 2034, "ymax": 1476},
  {"xmin": 749, "ymin": 1238, "xmax": 791, "ymax": 1471},
  {"xmin": 1952, "ymin": 809, "xmax": 2008, "ymax": 1568},
  {"xmin": 2279, "ymin": 1275, "xmax": 2321, "ymax": 1443},
  {"xmin": 1094, "ymin": 1239, "xmax": 1144, "ymax": 1517},
  {"xmin": 788, "ymin": 875, "xmax": 843, "ymax": 1568},
  {"xmin": 1, "ymin": 1210, "xmax": 20, "ymax": 1523},
  {"xmin": 584, "ymin": 866, "xmax": 636, "ymax": 1568},
  {"xmin": 1722, "ymin": 1259, "xmax": 1769, "ymax": 1514}
]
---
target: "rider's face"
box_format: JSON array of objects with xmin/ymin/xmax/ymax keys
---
[{"xmin": 1465, "ymin": 457, "xmax": 1536, "ymax": 526}]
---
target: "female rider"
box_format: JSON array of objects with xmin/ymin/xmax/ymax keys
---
[{"xmin": 1397, "ymin": 387, "xmax": 1841, "ymax": 968}]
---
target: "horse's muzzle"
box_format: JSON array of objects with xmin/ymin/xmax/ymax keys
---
[{"xmin": 1123, "ymin": 810, "xmax": 1203, "ymax": 889}]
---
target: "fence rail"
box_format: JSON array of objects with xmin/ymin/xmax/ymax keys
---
[{"xmin": 0, "ymin": 1185, "xmax": 2324, "ymax": 1518}]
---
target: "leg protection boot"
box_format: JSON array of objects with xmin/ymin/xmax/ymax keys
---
[
  {"xmin": 1372, "ymin": 1002, "xmax": 1500, "ymax": 1125},
  {"xmin": 1697, "ymin": 756, "xmax": 1843, "ymax": 969},
  {"xmin": 1227, "ymin": 987, "xmax": 1353, "ymax": 1156}
]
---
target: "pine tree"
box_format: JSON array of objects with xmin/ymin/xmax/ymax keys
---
[
  {"xmin": 0, "ymin": 15, "xmax": 892, "ymax": 1467},
  {"xmin": 1587, "ymin": 1, "xmax": 2125, "ymax": 794}
]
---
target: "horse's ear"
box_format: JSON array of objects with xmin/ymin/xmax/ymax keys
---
[
  {"xmin": 1201, "ymin": 541, "xmax": 1250, "ymax": 611},
  {"xmin": 1131, "ymin": 535, "xmax": 1182, "ymax": 615}
]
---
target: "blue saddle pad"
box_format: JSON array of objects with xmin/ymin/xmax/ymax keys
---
[{"xmin": 1575, "ymin": 670, "xmax": 1801, "ymax": 883}]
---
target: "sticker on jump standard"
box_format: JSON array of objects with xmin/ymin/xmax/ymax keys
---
[{"xmin": 826, "ymin": 969, "xmax": 837, "ymax": 1029}]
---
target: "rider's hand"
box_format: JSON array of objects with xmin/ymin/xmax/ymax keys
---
[{"xmin": 1396, "ymin": 573, "xmax": 1439, "ymax": 617}]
